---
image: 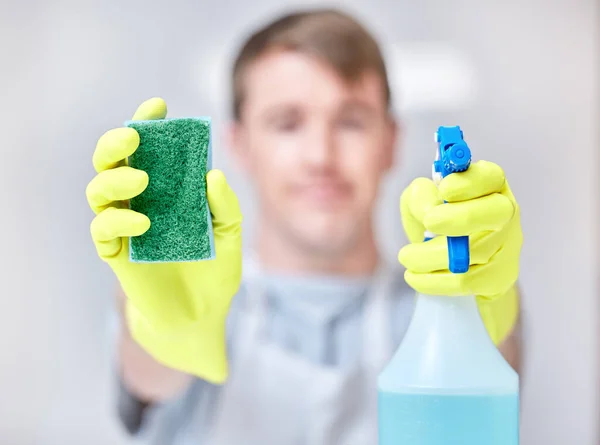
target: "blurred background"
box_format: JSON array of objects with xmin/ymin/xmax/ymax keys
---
[{"xmin": 0, "ymin": 0, "xmax": 598, "ymax": 443}]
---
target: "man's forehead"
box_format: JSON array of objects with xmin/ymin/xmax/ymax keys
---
[{"xmin": 242, "ymin": 49, "xmax": 386, "ymax": 108}]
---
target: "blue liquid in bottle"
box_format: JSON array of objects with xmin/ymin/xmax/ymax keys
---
[{"xmin": 379, "ymin": 392, "xmax": 519, "ymax": 444}]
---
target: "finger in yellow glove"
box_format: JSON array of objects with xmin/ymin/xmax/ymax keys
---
[
  {"xmin": 398, "ymin": 160, "xmax": 522, "ymax": 345},
  {"xmin": 86, "ymin": 98, "xmax": 242, "ymax": 384}
]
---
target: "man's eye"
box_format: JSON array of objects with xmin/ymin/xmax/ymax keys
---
[{"xmin": 275, "ymin": 119, "xmax": 301, "ymax": 132}]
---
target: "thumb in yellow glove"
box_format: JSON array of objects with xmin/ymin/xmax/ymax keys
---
[
  {"xmin": 398, "ymin": 160, "xmax": 522, "ymax": 345},
  {"xmin": 86, "ymin": 98, "xmax": 242, "ymax": 384}
]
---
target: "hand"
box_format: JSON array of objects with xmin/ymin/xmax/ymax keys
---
[
  {"xmin": 398, "ymin": 161, "xmax": 522, "ymax": 342},
  {"xmin": 86, "ymin": 98, "xmax": 242, "ymax": 383}
]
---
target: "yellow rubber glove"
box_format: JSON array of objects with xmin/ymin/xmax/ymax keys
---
[
  {"xmin": 86, "ymin": 98, "xmax": 242, "ymax": 384},
  {"xmin": 398, "ymin": 160, "xmax": 522, "ymax": 345}
]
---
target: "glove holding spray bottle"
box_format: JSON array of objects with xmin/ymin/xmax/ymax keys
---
[{"xmin": 378, "ymin": 126, "xmax": 522, "ymax": 444}]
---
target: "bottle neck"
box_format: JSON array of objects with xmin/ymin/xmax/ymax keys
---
[
  {"xmin": 414, "ymin": 294, "xmax": 480, "ymax": 317},
  {"xmin": 408, "ymin": 294, "xmax": 490, "ymax": 344}
]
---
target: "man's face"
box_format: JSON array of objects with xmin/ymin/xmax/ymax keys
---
[{"xmin": 230, "ymin": 49, "xmax": 397, "ymax": 257}]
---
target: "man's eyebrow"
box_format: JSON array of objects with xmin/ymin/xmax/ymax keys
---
[
  {"xmin": 260, "ymin": 103, "xmax": 301, "ymax": 121},
  {"xmin": 338, "ymin": 99, "xmax": 377, "ymax": 115}
]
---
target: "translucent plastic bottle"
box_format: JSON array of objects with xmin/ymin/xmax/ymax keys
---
[{"xmin": 378, "ymin": 127, "xmax": 519, "ymax": 445}]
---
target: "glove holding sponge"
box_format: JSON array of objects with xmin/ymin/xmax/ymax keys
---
[{"xmin": 86, "ymin": 98, "xmax": 243, "ymax": 384}]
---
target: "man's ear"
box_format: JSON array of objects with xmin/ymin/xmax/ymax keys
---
[
  {"xmin": 225, "ymin": 120, "xmax": 251, "ymax": 174},
  {"xmin": 382, "ymin": 116, "xmax": 400, "ymax": 172}
]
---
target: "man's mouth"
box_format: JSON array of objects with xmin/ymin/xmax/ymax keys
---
[{"xmin": 292, "ymin": 182, "xmax": 352, "ymax": 205}]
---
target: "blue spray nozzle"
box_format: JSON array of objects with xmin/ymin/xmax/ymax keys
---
[
  {"xmin": 433, "ymin": 126, "xmax": 471, "ymax": 274},
  {"xmin": 434, "ymin": 126, "xmax": 472, "ymax": 177}
]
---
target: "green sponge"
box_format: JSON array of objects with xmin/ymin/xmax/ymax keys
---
[{"xmin": 124, "ymin": 117, "xmax": 215, "ymax": 263}]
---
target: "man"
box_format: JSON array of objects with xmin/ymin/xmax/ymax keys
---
[{"xmin": 86, "ymin": 8, "xmax": 522, "ymax": 445}]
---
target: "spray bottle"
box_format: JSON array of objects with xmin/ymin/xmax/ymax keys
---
[{"xmin": 377, "ymin": 126, "xmax": 519, "ymax": 444}]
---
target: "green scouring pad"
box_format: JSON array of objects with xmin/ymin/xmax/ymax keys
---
[{"xmin": 124, "ymin": 117, "xmax": 215, "ymax": 263}]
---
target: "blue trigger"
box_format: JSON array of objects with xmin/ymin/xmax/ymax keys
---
[{"xmin": 447, "ymin": 236, "xmax": 469, "ymax": 273}]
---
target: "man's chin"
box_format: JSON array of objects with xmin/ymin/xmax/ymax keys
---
[{"xmin": 291, "ymin": 229, "xmax": 358, "ymax": 258}]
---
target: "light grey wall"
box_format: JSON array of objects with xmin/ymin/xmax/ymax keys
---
[{"xmin": 0, "ymin": 0, "xmax": 597, "ymax": 444}]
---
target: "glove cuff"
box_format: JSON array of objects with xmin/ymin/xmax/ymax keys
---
[
  {"xmin": 477, "ymin": 285, "xmax": 520, "ymax": 345},
  {"xmin": 126, "ymin": 302, "xmax": 229, "ymax": 384}
]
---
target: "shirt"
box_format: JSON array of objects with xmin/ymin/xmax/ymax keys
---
[{"xmin": 116, "ymin": 265, "xmax": 416, "ymax": 445}]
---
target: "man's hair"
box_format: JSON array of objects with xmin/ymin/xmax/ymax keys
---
[{"xmin": 231, "ymin": 8, "xmax": 392, "ymax": 120}]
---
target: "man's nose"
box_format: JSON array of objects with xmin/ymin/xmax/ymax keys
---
[{"xmin": 303, "ymin": 126, "xmax": 335, "ymax": 167}]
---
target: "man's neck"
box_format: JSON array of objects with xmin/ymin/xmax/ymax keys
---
[{"xmin": 255, "ymin": 221, "xmax": 379, "ymax": 276}]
